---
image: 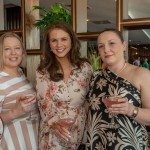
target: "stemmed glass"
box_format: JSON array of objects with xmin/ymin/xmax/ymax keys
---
[
  {"xmin": 19, "ymin": 93, "xmax": 37, "ymax": 122},
  {"xmin": 56, "ymin": 106, "xmax": 78, "ymax": 149},
  {"xmin": 102, "ymin": 95, "xmax": 121, "ymax": 129}
]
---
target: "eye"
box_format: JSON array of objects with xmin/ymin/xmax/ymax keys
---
[
  {"xmin": 62, "ymin": 38, "xmax": 67, "ymax": 41},
  {"xmin": 4, "ymin": 47, "xmax": 11, "ymax": 51},
  {"xmin": 98, "ymin": 45, "xmax": 104, "ymax": 49},
  {"xmin": 109, "ymin": 42, "xmax": 115, "ymax": 45},
  {"xmin": 50, "ymin": 39, "xmax": 57, "ymax": 42}
]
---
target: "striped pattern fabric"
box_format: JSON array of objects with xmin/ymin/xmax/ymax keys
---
[{"xmin": 0, "ymin": 70, "xmax": 39, "ymax": 150}]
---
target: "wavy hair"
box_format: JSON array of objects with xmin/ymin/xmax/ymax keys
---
[{"xmin": 37, "ymin": 21, "xmax": 89, "ymax": 81}]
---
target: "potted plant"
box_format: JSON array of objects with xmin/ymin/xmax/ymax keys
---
[
  {"xmin": 87, "ymin": 46, "xmax": 100, "ymax": 71},
  {"xmin": 32, "ymin": 3, "xmax": 72, "ymax": 30}
]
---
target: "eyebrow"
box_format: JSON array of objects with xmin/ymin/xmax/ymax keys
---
[{"xmin": 98, "ymin": 39, "xmax": 115, "ymax": 44}]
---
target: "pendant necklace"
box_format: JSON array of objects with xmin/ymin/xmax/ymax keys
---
[{"xmin": 116, "ymin": 62, "xmax": 127, "ymax": 77}]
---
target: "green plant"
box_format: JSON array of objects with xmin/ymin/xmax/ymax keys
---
[
  {"xmin": 87, "ymin": 46, "xmax": 100, "ymax": 71},
  {"xmin": 32, "ymin": 3, "xmax": 72, "ymax": 29}
]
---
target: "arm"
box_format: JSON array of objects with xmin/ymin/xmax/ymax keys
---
[
  {"xmin": 110, "ymin": 68, "xmax": 150, "ymax": 126},
  {"xmin": 133, "ymin": 69, "xmax": 150, "ymax": 125},
  {"xmin": 0, "ymin": 96, "xmax": 36, "ymax": 124}
]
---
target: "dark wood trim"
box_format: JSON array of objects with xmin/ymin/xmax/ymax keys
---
[
  {"xmin": 0, "ymin": 29, "xmax": 23, "ymax": 34},
  {"xmin": 77, "ymin": 32, "xmax": 99, "ymax": 40},
  {"xmin": 26, "ymin": 49, "xmax": 41, "ymax": 55},
  {"xmin": 21, "ymin": 0, "xmax": 26, "ymax": 48},
  {"xmin": 118, "ymin": 0, "xmax": 150, "ymax": 31},
  {"xmin": 121, "ymin": 18, "xmax": 150, "ymax": 26},
  {"xmin": 71, "ymin": 0, "xmax": 77, "ymax": 32},
  {"xmin": 116, "ymin": 0, "xmax": 122, "ymax": 31}
]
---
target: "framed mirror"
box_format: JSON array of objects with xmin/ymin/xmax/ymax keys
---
[{"xmin": 0, "ymin": 0, "xmax": 21, "ymax": 30}]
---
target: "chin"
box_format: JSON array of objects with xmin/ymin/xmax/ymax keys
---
[{"xmin": 104, "ymin": 60, "xmax": 112, "ymax": 64}]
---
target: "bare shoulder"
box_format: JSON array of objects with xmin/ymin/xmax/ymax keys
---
[
  {"xmin": 133, "ymin": 64, "xmax": 150, "ymax": 78},
  {"xmin": 127, "ymin": 63, "xmax": 150, "ymax": 82}
]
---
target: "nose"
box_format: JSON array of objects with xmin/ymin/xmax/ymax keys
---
[
  {"xmin": 56, "ymin": 40, "xmax": 62, "ymax": 47},
  {"xmin": 104, "ymin": 44, "xmax": 110, "ymax": 53},
  {"xmin": 11, "ymin": 48, "xmax": 16, "ymax": 54}
]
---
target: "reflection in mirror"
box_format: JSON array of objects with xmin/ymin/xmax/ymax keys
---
[
  {"xmin": 40, "ymin": 0, "xmax": 71, "ymax": 11},
  {"xmin": 123, "ymin": 0, "xmax": 150, "ymax": 19},
  {"xmin": 87, "ymin": 0, "xmax": 116, "ymax": 32},
  {"xmin": 0, "ymin": 0, "xmax": 21, "ymax": 30},
  {"xmin": 128, "ymin": 28, "xmax": 150, "ymax": 65}
]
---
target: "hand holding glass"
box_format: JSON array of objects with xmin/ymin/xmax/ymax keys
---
[
  {"xmin": 56, "ymin": 109, "xmax": 78, "ymax": 148},
  {"xmin": 19, "ymin": 93, "xmax": 37, "ymax": 121},
  {"xmin": 102, "ymin": 95, "xmax": 122, "ymax": 129}
]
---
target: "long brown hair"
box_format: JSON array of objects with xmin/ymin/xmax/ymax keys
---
[
  {"xmin": 0, "ymin": 32, "xmax": 26, "ymax": 69},
  {"xmin": 37, "ymin": 21, "xmax": 89, "ymax": 81}
]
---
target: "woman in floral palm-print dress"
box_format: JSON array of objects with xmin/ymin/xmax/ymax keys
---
[
  {"xmin": 86, "ymin": 29, "xmax": 150, "ymax": 150},
  {"xmin": 36, "ymin": 21, "xmax": 92, "ymax": 150},
  {"xmin": 86, "ymin": 69, "xmax": 148, "ymax": 150}
]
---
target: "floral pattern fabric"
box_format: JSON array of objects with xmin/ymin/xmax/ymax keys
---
[
  {"xmin": 86, "ymin": 68, "xmax": 148, "ymax": 150},
  {"xmin": 36, "ymin": 62, "xmax": 92, "ymax": 150}
]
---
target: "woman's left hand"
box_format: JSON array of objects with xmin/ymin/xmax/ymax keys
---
[
  {"xmin": 109, "ymin": 98, "xmax": 134, "ymax": 116},
  {"xmin": 52, "ymin": 120, "xmax": 71, "ymax": 142}
]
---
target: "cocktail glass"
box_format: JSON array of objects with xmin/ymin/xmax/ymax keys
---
[
  {"xmin": 19, "ymin": 93, "xmax": 37, "ymax": 121},
  {"xmin": 102, "ymin": 95, "xmax": 121, "ymax": 129},
  {"xmin": 56, "ymin": 107, "xmax": 78, "ymax": 149}
]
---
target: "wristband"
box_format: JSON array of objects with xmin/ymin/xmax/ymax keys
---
[{"xmin": 131, "ymin": 106, "xmax": 139, "ymax": 118}]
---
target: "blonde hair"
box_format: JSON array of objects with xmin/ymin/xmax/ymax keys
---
[{"xmin": 0, "ymin": 32, "xmax": 26, "ymax": 69}]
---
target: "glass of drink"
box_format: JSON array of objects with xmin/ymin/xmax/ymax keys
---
[
  {"xmin": 102, "ymin": 95, "xmax": 121, "ymax": 129},
  {"xmin": 56, "ymin": 107, "xmax": 78, "ymax": 148},
  {"xmin": 19, "ymin": 93, "xmax": 37, "ymax": 121}
]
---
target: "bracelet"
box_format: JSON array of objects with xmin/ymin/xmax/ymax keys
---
[
  {"xmin": 131, "ymin": 106, "xmax": 139, "ymax": 118},
  {"xmin": 0, "ymin": 116, "xmax": 4, "ymax": 140}
]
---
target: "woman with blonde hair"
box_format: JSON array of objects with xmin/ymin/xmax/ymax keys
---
[{"xmin": 0, "ymin": 32, "xmax": 39, "ymax": 149}]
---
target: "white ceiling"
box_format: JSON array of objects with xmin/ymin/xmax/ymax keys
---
[{"xmin": 4, "ymin": 0, "xmax": 150, "ymax": 45}]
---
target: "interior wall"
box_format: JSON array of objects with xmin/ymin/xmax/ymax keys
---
[
  {"xmin": 27, "ymin": 55, "xmax": 40, "ymax": 87},
  {"xmin": 25, "ymin": 0, "xmax": 40, "ymax": 86}
]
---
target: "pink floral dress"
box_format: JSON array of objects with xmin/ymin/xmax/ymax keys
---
[{"xmin": 36, "ymin": 62, "xmax": 92, "ymax": 150}]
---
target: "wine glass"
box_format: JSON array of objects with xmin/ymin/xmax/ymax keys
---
[
  {"xmin": 56, "ymin": 106, "xmax": 78, "ymax": 148},
  {"xmin": 102, "ymin": 95, "xmax": 121, "ymax": 129},
  {"xmin": 19, "ymin": 93, "xmax": 37, "ymax": 122}
]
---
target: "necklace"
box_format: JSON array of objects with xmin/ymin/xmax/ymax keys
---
[{"xmin": 116, "ymin": 62, "xmax": 127, "ymax": 77}]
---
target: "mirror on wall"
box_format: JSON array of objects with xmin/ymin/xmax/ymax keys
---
[
  {"xmin": 123, "ymin": 0, "xmax": 150, "ymax": 19},
  {"xmin": 128, "ymin": 28, "xmax": 150, "ymax": 64},
  {"xmin": 0, "ymin": 0, "xmax": 21, "ymax": 30},
  {"xmin": 87, "ymin": 0, "xmax": 116, "ymax": 32}
]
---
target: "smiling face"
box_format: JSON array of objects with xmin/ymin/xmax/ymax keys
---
[
  {"xmin": 49, "ymin": 29, "xmax": 72, "ymax": 61},
  {"xmin": 97, "ymin": 31, "xmax": 126, "ymax": 66},
  {"xmin": 3, "ymin": 37, "xmax": 24, "ymax": 71}
]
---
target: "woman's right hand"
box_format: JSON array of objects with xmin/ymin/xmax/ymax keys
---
[
  {"xmin": 0, "ymin": 95, "xmax": 36, "ymax": 123},
  {"xmin": 11, "ymin": 95, "xmax": 36, "ymax": 118}
]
